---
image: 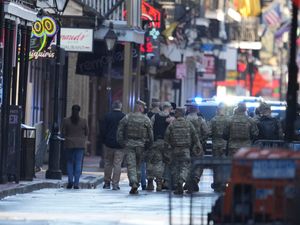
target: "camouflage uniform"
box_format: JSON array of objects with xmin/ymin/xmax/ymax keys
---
[
  {"xmin": 210, "ymin": 114, "xmax": 228, "ymax": 157},
  {"xmin": 164, "ymin": 114, "xmax": 202, "ymax": 194},
  {"xmin": 223, "ymin": 107, "xmax": 258, "ymax": 157},
  {"xmin": 185, "ymin": 112, "xmax": 208, "ymax": 192},
  {"xmin": 146, "ymin": 111, "xmax": 172, "ymax": 191},
  {"xmin": 209, "ymin": 110, "xmax": 228, "ymax": 191},
  {"xmin": 117, "ymin": 112, "xmax": 153, "ymax": 190}
]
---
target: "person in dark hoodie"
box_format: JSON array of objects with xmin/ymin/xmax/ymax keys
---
[{"xmin": 101, "ymin": 100, "xmax": 125, "ymax": 190}]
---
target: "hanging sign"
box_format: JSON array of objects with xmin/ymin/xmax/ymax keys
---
[
  {"xmin": 28, "ymin": 16, "xmax": 58, "ymax": 60},
  {"xmin": 60, "ymin": 28, "xmax": 93, "ymax": 52}
]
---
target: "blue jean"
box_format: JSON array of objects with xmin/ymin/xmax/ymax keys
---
[
  {"xmin": 66, "ymin": 148, "xmax": 84, "ymax": 186},
  {"xmin": 140, "ymin": 161, "xmax": 147, "ymax": 187}
]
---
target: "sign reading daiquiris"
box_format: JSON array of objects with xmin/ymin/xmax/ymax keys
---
[{"xmin": 29, "ymin": 16, "xmax": 58, "ymax": 60}]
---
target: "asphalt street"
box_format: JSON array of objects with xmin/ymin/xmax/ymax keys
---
[{"xmin": 0, "ymin": 169, "xmax": 219, "ymax": 225}]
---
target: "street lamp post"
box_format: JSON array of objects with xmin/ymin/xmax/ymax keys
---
[
  {"xmin": 104, "ymin": 23, "xmax": 117, "ymax": 112},
  {"xmin": 45, "ymin": 0, "xmax": 69, "ymax": 180}
]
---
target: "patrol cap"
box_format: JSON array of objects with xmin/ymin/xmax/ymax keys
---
[
  {"xmin": 175, "ymin": 107, "xmax": 185, "ymax": 116},
  {"xmin": 136, "ymin": 99, "xmax": 147, "ymax": 108},
  {"xmin": 151, "ymin": 98, "xmax": 160, "ymax": 108},
  {"xmin": 162, "ymin": 101, "xmax": 172, "ymax": 108}
]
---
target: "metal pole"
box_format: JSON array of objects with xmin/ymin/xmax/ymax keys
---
[
  {"xmin": 107, "ymin": 50, "xmax": 112, "ymax": 112},
  {"xmin": 122, "ymin": 0, "xmax": 133, "ymax": 113},
  {"xmin": 285, "ymin": 3, "xmax": 298, "ymax": 142},
  {"xmin": 46, "ymin": 14, "xmax": 62, "ymax": 179},
  {"xmin": 279, "ymin": 45, "xmax": 283, "ymax": 101},
  {"xmin": 22, "ymin": 25, "xmax": 31, "ymax": 123}
]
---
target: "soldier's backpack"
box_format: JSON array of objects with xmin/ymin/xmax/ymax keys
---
[
  {"xmin": 126, "ymin": 113, "xmax": 149, "ymax": 140},
  {"xmin": 169, "ymin": 119, "xmax": 191, "ymax": 147},
  {"xmin": 257, "ymin": 116, "xmax": 279, "ymax": 140},
  {"xmin": 212, "ymin": 116, "xmax": 227, "ymax": 138},
  {"xmin": 229, "ymin": 116, "xmax": 251, "ymax": 140}
]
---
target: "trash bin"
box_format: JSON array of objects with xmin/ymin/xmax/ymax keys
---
[{"xmin": 20, "ymin": 125, "xmax": 36, "ymax": 181}]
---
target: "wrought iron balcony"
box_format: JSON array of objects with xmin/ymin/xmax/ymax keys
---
[{"xmin": 76, "ymin": 0, "xmax": 139, "ymax": 25}]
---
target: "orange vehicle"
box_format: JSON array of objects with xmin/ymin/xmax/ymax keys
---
[{"xmin": 209, "ymin": 148, "xmax": 300, "ymax": 224}]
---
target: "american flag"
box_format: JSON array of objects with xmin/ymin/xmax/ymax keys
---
[{"xmin": 263, "ymin": 3, "xmax": 281, "ymax": 26}]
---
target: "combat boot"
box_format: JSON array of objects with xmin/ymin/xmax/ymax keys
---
[
  {"xmin": 186, "ymin": 177, "xmax": 200, "ymax": 194},
  {"xmin": 156, "ymin": 179, "xmax": 163, "ymax": 192},
  {"xmin": 129, "ymin": 183, "xmax": 139, "ymax": 194},
  {"xmin": 146, "ymin": 179, "xmax": 154, "ymax": 191},
  {"xmin": 174, "ymin": 183, "xmax": 183, "ymax": 195},
  {"xmin": 162, "ymin": 180, "xmax": 169, "ymax": 190}
]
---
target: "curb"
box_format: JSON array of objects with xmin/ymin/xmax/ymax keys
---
[{"xmin": 0, "ymin": 176, "xmax": 104, "ymax": 200}]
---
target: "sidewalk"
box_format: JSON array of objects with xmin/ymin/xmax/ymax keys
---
[{"xmin": 0, "ymin": 156, "xmax": 104, "ymax": 200}]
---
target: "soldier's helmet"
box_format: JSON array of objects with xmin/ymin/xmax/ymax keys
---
[
  {"xmin": 259, "ymin": 102, "xmax": 271, "ymax": 115},
  {"xmin": 236, "ymin": 102, "xmax": 247, "ymax": 112}
]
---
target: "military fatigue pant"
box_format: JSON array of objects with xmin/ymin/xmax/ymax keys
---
[
  {"xmin": 172, "ymin": 148, "xmax": 191, "ymax": 184},
  {"xmin": 104, "ymin": 146, "xmax": 124, "ymax": 186},
  {"xmin": 211, "ymin": 144, "xmax": 226, "ymax": 189},
  {"xmin": 146, "ymin": 139, "xmax": 164, "ymax": 180},
  {"xmin": 126, "ymin": 146, "xmax": 144, "ymax": 187},
  {"xmin": 185, "ymin": 151, "xmax": 203, "ymax": 191}
]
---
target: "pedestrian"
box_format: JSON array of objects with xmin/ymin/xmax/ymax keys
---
[
  {"xmin": 146, "ymin": 101, "xmax": 174, "ymax": 191},
  {"xmin": 101, "ymin": 100, "xmax": 126, "ymax": 190},
  {"xmin": 184, "ymin": 102, "xmax": 209, "ymax": 193},
  {"xmin": 223, "ymin": 102, "xmax": 258, "ymax": 157},
  {"xmin": 209, "ymin": 103, "xmax": 228, "ymax": 191},
  {"xmin": 164, "ymin": 107, "xmax": 202, "ymax": 195},
  {"xmin": 117, "ymin": 100, "xmax": 153, "ymax": 194},
  {"xmin": 256, "ymin": 102, "xmax": 283, "ymax": 141},
  {"xmin": 61, "ymin": 104, "xmax": 89, "ymax": 189}
]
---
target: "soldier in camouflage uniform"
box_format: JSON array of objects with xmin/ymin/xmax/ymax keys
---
[
  {"xmin": 117, "ymin": 100, "xmax": 153, "ymax": 194},
  {"xmin": 164, "ymin": 107, "xmax": 202, "ymax": 195},
  {"xmin": 146, "ymin": 102, "xmax": 174, "ymax": 191},
  {"xmin": 184, "ymin": 102, "xmax": 209, "ymax": 193},
  {"xmin": 210, "ymin": 103, "xmax": 228, "ymax": 157},
  {"xmin": 209, "ymin": 103, "xmax": 228, "ymax": 191},
  {"xmin": 223, "ymin": 102, "xmax": 258, "ymax": 156}
]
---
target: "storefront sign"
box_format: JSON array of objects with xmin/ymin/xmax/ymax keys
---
[
  {"xmin": 61, "ymin": 28, "xmax": 93, "ymax": 52},
  {"xmin": 28, "ymin": 16, "xmax": 58, "ymax": 60},
  {"xmin": 76, "ymin": 41, "xmax": 138, "ymax": 78},
  {"xmin": 140, "ymin": 0, "xmax": 161, "ymax": 66},
  {"xmin": 200, "ymin": 54, "xmax": 216, "ymax": 80},
  {"xmin": 176, "ymin": 63, "xmax": 186, "ymax": 79}
]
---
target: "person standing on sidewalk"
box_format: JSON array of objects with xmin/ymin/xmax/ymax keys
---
[
  {"xmin": 101, "ymin": 100, "xmax": 125, "ymax": 190},
  {"xmin": 61, "ymin": 105, "xmax": 89, "ymax": 189},
  {"xmin": 117, "ymin": 100, "xmax": 153, "ymax": 194}
]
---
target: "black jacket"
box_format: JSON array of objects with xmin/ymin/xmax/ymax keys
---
[{"xmin": 101, "ymin": 110, "xmax": 125, "ymax": 149}]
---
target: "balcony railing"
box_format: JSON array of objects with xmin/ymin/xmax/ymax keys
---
[{"xmin": 77, "ymin": 0, "xmax": 141, "ymax": 27}]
